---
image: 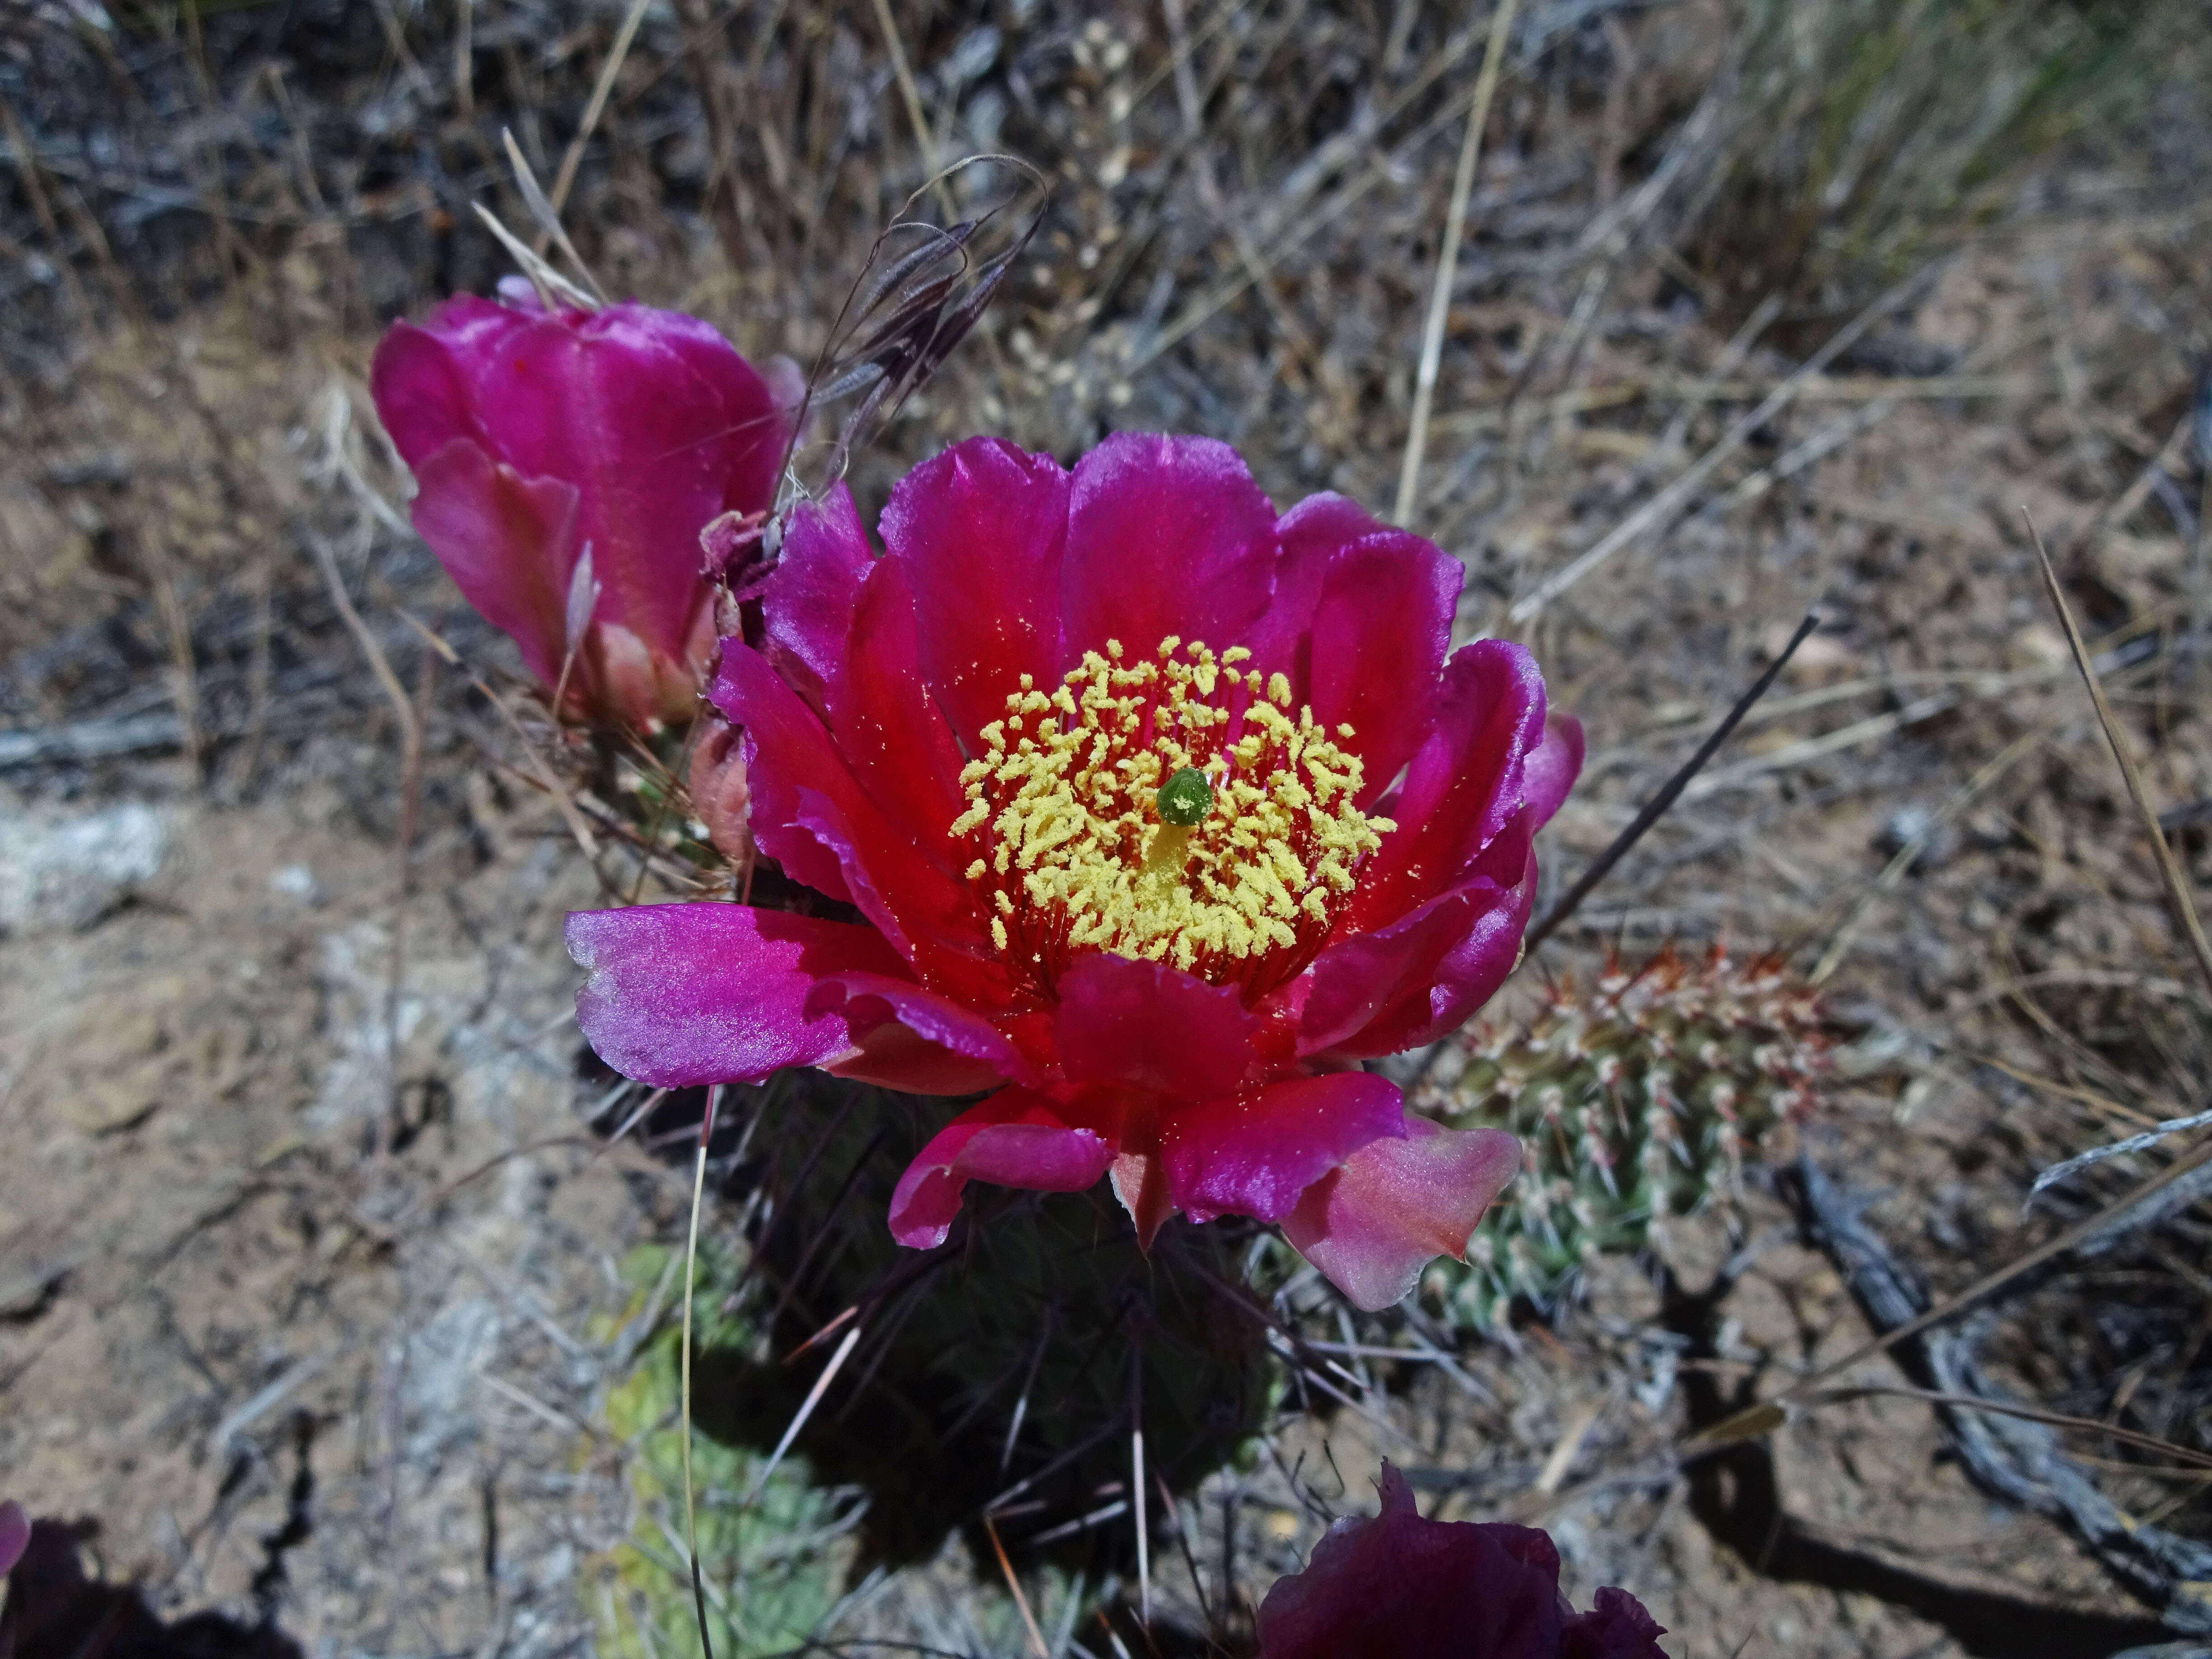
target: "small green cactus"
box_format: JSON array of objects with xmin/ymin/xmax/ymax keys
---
[
  {"xmin": 589, "ymin": 1242, "xmax": 855, "ymax": 1659},
  {"xmin": 1413, "ymin": 946, "xmax": 1825, "ymax": 1328}
]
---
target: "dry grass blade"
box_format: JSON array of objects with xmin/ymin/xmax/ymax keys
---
[
  {"xmin": 1524, "ymin": 609, "xmax": 1818, "ymax": 952},
  {"xmin": 680, "ymin": 1083, "xmax": 721, "ymax": 1659},
  {"xmin": 1394, "ymin": 0, "xmax": 1522, "ymax": 527},
  {"xmin": 1690, "ymin": 1134, "xmax": 2212, "ymax": 1453},
  {"xmin": 1802, "ymin": 1383, "xmax": 2212, "ymax": 1473},
  {"xmin": 545, "ymin": 0, "xmax": 651, "ymax": 223},
  {"xmin": 1509, "ymin": 262, "xmax": 1947, "ymax": 622},
  {"xmin": 2029, "ymin": 1105, "xmax": 2212, "ymax": 1202},
  {"xmin": 500, "ymin": 127, "xmax": 606, "ymax": 305},
  {"xmin": 470, "ymin": 201, "xmax": 598, "ymax": 312},
  {"xmin": 2029, "ymin": 511, "xmax": 2212, "ymax": 1000}
]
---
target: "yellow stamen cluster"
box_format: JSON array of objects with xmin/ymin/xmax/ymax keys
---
[{"xmin": 951, "ymin": 637, "xmax": 1393, "ymax": 998}]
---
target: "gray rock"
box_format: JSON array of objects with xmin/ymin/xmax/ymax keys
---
[{"xmin": 0, "ymin": 801, "xmax": 169, "ymax": 934}]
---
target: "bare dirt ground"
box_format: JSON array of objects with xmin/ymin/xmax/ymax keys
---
[{"xmin": 5, "ymin": 1, "xmax": 2212, "ymax": 1655}]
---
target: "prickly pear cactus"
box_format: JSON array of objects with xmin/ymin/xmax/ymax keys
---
[{"xmin": 1413, "ymin": 947, "xmax": 1825, "ymax": 1329}]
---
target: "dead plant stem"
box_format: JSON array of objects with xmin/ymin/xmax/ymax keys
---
[
  {"xmin": 2029, "ymin": 513, "xmax": 2212, "ymax": 1001},
  {"xmin": 1394, "ymin": 0, "xmax": 1520, "ymax": 526}
]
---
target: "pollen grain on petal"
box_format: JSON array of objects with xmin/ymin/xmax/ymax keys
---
[{"xmin": 952, "ymin": 637, "xmax": 1387, "ymax": 1000}]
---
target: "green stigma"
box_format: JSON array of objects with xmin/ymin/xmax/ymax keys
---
[{"xmin": 1157, "ymin": 767, "xmax": 1213, "ymax": 828}]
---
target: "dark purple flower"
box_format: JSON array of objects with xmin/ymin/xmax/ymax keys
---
[
  {"xmin": 1257, "ymin": 1463, "xmax": 1667, "ymax": 1658},
  {"xmin": 371, "ymin": 291, "xmax": 798, "ymax": 729},
  {"xmin": 0, "ymin": 1501, "xmax": 25, "ymax": 1578},
  {"xmin": 566, "ymin": 434, "xmax": 1582, "ymax": 1307}
]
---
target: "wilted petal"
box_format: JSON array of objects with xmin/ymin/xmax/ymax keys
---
[
  {"xmin": 0, "ymin": 1501, "xmax": 25, "ymax": 1578},
  {"xmin": 889, "ymin": 1092, "xmax": 1115, "ymax": 1247},
  {"xmin": 1256, "ymin": 1463, "xmax": 1565, "ymax": 1659},
  {"xmin": 687, "ymin": 713, "xmax": 752, "ymax": 863},
  {"xmin": 1282, "ymin": 1116, "xmax": 1519, "ymax": 1311},
  {"xmin": 567, "ymin": 904, "xmax": 907, "ymax": 1087},
  {"xmin": 1163, "ymin": 1071, "xmax": 1406, "ymax": 1224},
  {"xmin": 1562, "ymin": 1589, "xmax": 1669, "ymax": 1659},
  {"xmin": 1060, "ymin": 433, "xmax": 1279, "ymax": 663}
]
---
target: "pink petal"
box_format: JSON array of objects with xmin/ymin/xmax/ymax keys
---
[
  {"xmin": 880, "ymin": 436, "xmax": 1069, "ymax": 745},
  {"xmin": 760, "ymin": 483, "xmax": 873, "ymax": 714},
  {"xmin": 370, "ymin": 298, "xmax": 511, "ymax": 464},
  {"xmin": 375, "ymin": 298, "xmax": 787, "ymax": 671},
  {"xmin": 1281, "ymin": 1116, "xmax": 1520, "ymax": 1310},
  {"xmin": 1053, "ymin": 952, "xmax": 1256, "ymax": 1101},
  {"xmin": 1524, "ymin": 710, "xmax": 1585, "ymax": 830},
  {"xmin": 1060, "ymin": 433, "xmax": 1279, "ymax": 663},
  {"xmin": 1162, "ymin": 1071, "xmax": 1407, "ymax": 1223},
  {"xmin": 1243, "ymin": 492, "xmax": 1380, "ymax": 684},
  {"xmin": 1352, "ymin": 640, "xmax": 1547, "ymax": 932},
  {"xmin": 889, "ymin": 1092, "xmax": 1115, "ymax": 1247},
  {"xmin": 567, "ymin": 904, "xmax": 907, "ymax": 1087},
  {"xmin": 406, "ymin": 439, "xmax": 581, "ymax": 689},
  {"xmin": 711, "ymin": 643, "xmax": 857, "ymax": 904}
]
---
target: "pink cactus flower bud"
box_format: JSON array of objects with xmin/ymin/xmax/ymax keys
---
[
  {"xmin": 370, "ymin": 292, "xmax": 798, "ymax": 730},
  {"xmin": 688, "ymin": 712, "xmax": 753, "ymax": 866},
  {"xmin": 1257, "ymin": 1463, "xmax": 1667, "ymax": 1658}
]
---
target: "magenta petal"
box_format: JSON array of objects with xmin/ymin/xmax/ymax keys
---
[
  {"xmin": 1298, "ymin": 886, "xmax": 1479, "ymax": 1057},
  {"xmin": 407, "ymin": 439, "xmax": 581, "ymax": 688},
  {"xmin": 1054, "ymin": 952, "xmax": 1256, "ymax": 1100},
  {"xmin": 817, "ymin": 971, "xmax": 1041, "ymax": 1089},
  {"xmin": 1307, "ymin": 819, "xmax": 1536, "ymax": 1059},
  {"xmin": 761, "ymin": 483, "xmax": 873, "ymax": 713},
  {"xmin": 567, "ymin": 904, "xmax": 907, "ymax": 1087},
  {"xmin": 1162, "ymin": 1072, "xmax": 1406, "ymax": 1224},
  {"xmin": 1282, "ymin": 1116, "xmax": 1520, "ymax": 1310},
  {"xmin": 1524, "ymin": 711, "xmax": 1584, "ymax": 830},
  {"xmin": 1060, "ymin": 433, "xmax": 1279, "ymax": 662},
  {"xmin": 881, "ymin": 436, "xmax": 1070, "ymax": 745},
  {"xmin": 1354, "ymin": 639, "xmax": 1546, "ymax": 931},
  {"xmin": 0, "ymin": 1500, "xmax": 25, "ymax": 1579},
  {"xmin": 827, "ymin": 556, "xmax": 969, "ymax": 854},
  {"xmin": 889, "ymin": 1093, "xmax": 1115, "ymax": 1247},
  {"xmin": 712, "ymin": 644, "xmax": 857, "ymax": 904},
  {"xmin": 370, "ymin": 300, "xmax": 510, "ymax": 464}
]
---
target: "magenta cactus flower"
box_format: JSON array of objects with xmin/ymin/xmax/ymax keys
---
[
  {"xmin": 370, "ymin": 290, "xmax": 797, "ymax": 730},
  {"xmin": 566, "ymin": 434, "xmax": 1582, "ymax": 1308},
  {"xmin": 1257, "ymin": 1464, "xmax": 1667, "ymax": 1658}
]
